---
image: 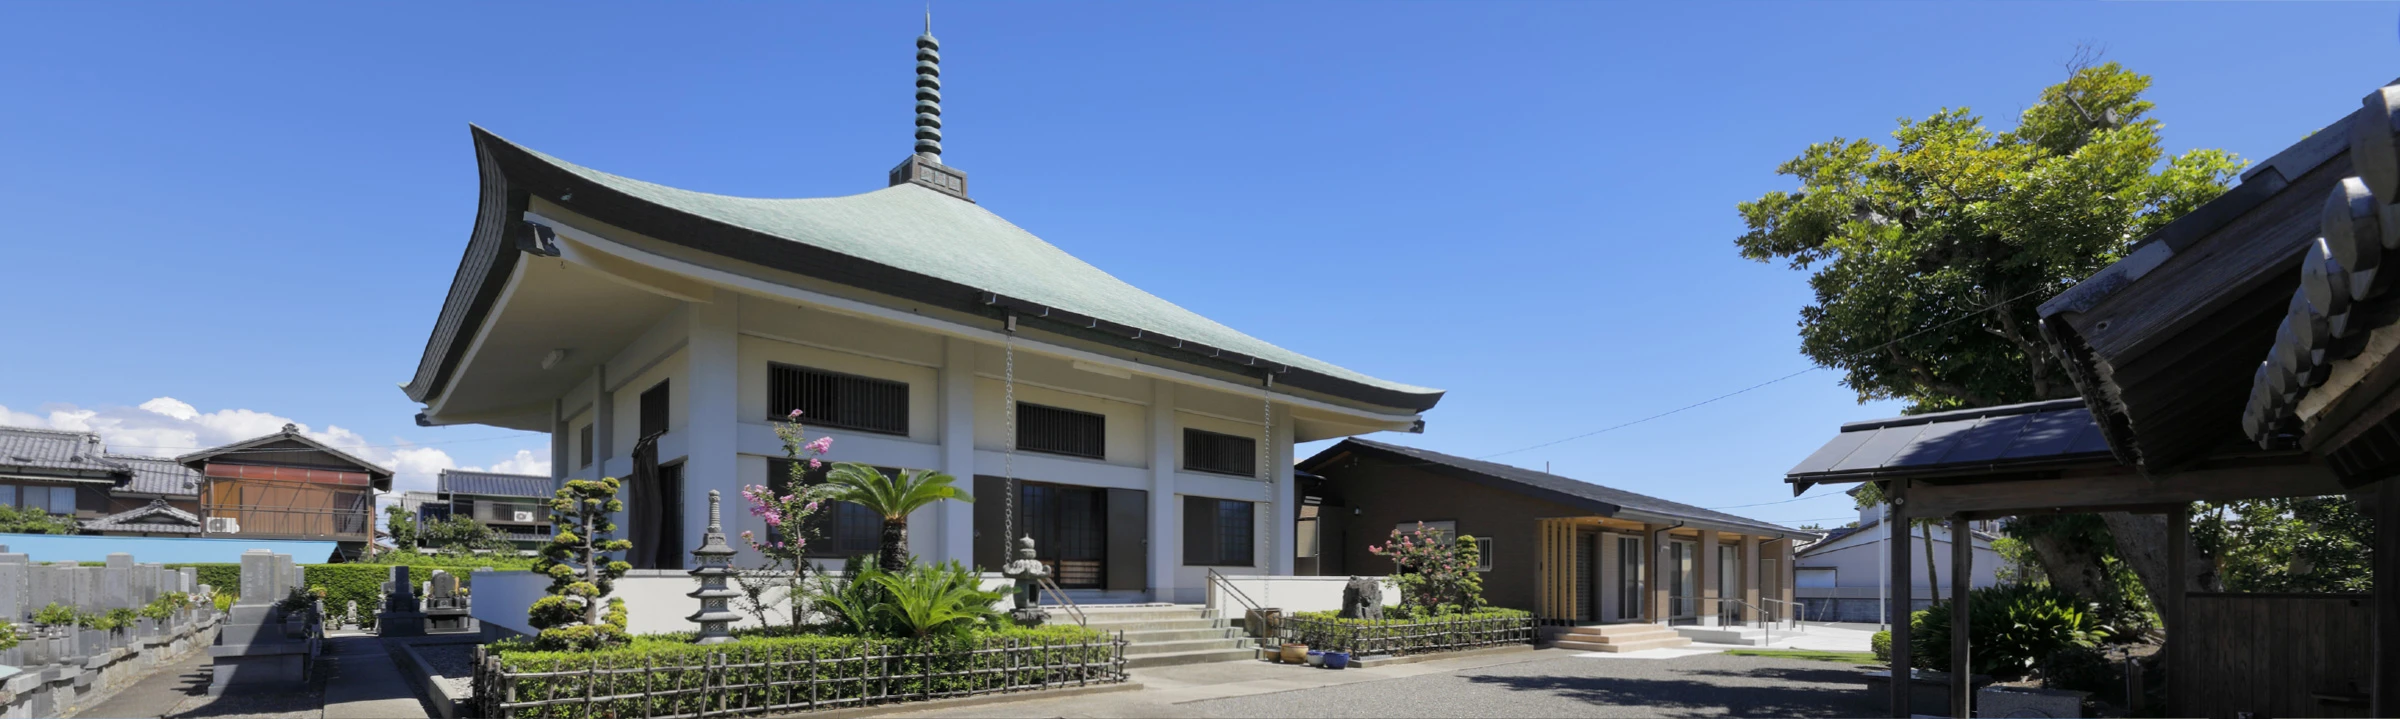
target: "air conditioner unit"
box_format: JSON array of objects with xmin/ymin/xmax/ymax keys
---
[
  {"xmin": 512, "ymin": 511, "xmax": 535, "ymax": 523},
  {"xmin": 206, "ymin": 517, "xmax": 240, "ymax": 534}
]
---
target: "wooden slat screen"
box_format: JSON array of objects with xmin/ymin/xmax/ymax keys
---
[
  {"xmin": 1182, "ymin": 429, "xmax": 1256, "ymax": 477},
  {"xmin": 638, "ymin": 381, "xmax": 670, "ymax": 440},
  {"xmin": 768, "ymin": 364, "xmax": 909, "ymax": 436},
  {"xmin": 1017, "ymin": 403, "xmax": 1104, "ymax": 459}
]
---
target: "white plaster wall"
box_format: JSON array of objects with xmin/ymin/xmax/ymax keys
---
[
  {"xmin": 735, "ymin": 334, "xmax": 940, "ymax": 442},
  {"xmin": 1206, "ymin": 574, "xmax": 1396, "ymax": 614},
  {"xmin": 469, "ymin": 569, "xmax": 1013, "ymax": 638},
  {"xmin": 1794, "ymin": 523, "xmax": 2005, "ymax": 596},
  {"xmin": 972, "ymin": 377, "xmax": 1149, "ymax": 468}
]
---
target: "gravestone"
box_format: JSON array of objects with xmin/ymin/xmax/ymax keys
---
[
  {"xmin": 181, "ymin": 567, "xmax": 197, "ymax": 594},
  {"xmin": 0, "ymin": 554, "xmax": 26, "ymax": 622},
  {"xmin": 272, "ymin": 554, "xmax": 296, "ymax": 603},
  {"xmin": 375, "ymin": 566, "xmax": 425, "ymax": 637},
  {"xmin": 208, "ymin": 551, "xmax": 313, "ymax": 695},
  {"xmin": 423, "ymin": 570, "xmax": 473, "ymax": 633},
  {"xmin": 104, "ymin": 555, "xmax": 132, "ymax": 610}
]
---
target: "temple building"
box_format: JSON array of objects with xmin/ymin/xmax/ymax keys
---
[{"xmin": 398, "ymin": 19, "xmax": 1441, "ymax": 602}]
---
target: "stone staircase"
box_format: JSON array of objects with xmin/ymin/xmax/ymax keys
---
[
  {"xmin": 1551, "ymin": 623, "xmax": 1694, "ymax": 653},
  {"xmin": 1073, "ymin": 604, "xmax": 1255, "ymax": 669}
]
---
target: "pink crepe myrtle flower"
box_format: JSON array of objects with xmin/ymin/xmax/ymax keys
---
[
  {"xmin": 805, "ymin": 437, "xmax": 833, "ymax": 455},
  {"xmin": 788, "ymin": 409, "xmax": 805, "ymax": 420}
]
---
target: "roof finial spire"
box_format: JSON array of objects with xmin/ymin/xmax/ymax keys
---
[{"xmin": 913, "ymin": 13, "xmax": 942, "ymax": 161}]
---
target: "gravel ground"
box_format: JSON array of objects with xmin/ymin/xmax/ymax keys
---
[
  {"xmin": 414, "ymin": 642, "xmax": 477, "ymax": 699},
  {"xmin": 1187, "ymin": 653, "xmax": 1881, "ymax": 718}
]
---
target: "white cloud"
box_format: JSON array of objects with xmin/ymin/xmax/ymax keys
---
[{"xmin": 0, "ymin": 397, "xmax": 547, "ymax": 500}]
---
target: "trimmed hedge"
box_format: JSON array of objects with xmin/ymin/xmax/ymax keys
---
[
  {"xmin": 309, "ymin": 562, "xmax": 511, "ymax": 628},
  {"xmin": 167, "ymin": 563, "xmax": 240, "ymax": 600},
  {"xmin": 1284, "ymin": 607, "xmax": 1534, "ymax": 656},
  {"xmin": 487, "ymin": 625, "xmax": 1110, "ymax": 719}
]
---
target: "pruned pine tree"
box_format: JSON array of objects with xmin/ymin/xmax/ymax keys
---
[{"xmin": 529, "ymin": 477, "xmax": 634, "ymax": 650}]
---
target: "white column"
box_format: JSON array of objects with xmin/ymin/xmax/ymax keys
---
[
  {"xmin": 1148, "ymin": 381, "xmax": 1179, "ymax": 601},
  {"xmin": 1268, "ymin": 403, "xmax": 1295, "ymax": 576},
  {"xmin": 593, "ymin": 365, "xmax": 615, "ymax": 478},
  {"xmin": 550, "ymin": 399, "xmax": 568, "ymax": 484},
  {"xmin": 682, "ymin": 292, "xmax": 741, "ymax": 571},
  {"xmin": 937, "ymin": 337, "xmax": 978, "ymax": 567}
]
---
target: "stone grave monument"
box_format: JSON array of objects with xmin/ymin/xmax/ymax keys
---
[
  {"xmin": 376, "ymin": 565, "xmax": 426, "ymax": 637},
  {"xmin": 207, "ymin": 550, "xmax": 313, "ymax": 695},
  {"xmin": 423, "ymin": 570, "xmax": 474, "ymax": 634}
]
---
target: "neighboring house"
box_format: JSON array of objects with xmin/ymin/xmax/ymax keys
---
[
  {"xmin": 178, "ymin": 423, "xmax": 393, "ymax": 556},
  {"xmin": 1298, "ymin": 439, "xmax": 1809, "ymax": 625},
  {"xmin": 396, "ymin": 25, "xmax": 1442, "ymax": 603},
  {"xmin": 430, "ymin": 469, "xmax": 554, "ymax": 554},
  {"xmin": 1793, "ymin": 501, "xmax": 2004, "ymax": 622},
  {"xmin": 0, "ymin": 426, "xmax": 131, "ymax": 527}
]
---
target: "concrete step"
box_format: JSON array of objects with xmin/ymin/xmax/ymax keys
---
[
  {"xmin": 1081, "ymin": 618, "xmax": 1230, "ymax": 634},
  {"xmin": 1125, "ymin": 646, "xmax": 1258, "ymax": 669},
  {"xmin": 1554, "ymin": 635, "xmax": 1694, "ymax": 653},
  {"xmin": 1116, "ymin": 627, "xmax": 1241, "ymax": 643},
  {"xmin": 1072, "ymin": 607, "xmax": 1220, "ymax": 623},
  {"xmin": 1562, "ymin": 623, "xmax": 1683, "ymax": 640},
  {"xmin": 1673, "ymin": 625, "xmax": 1770, "ymax": 646},
  {"xmin": 1124, "ymin": 638, "xmax": 1251, "ymax": 656}
]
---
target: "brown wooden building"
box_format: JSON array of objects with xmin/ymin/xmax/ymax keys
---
[
  {"xmin": 177, "ymin": 424, "xmax": 392, "ymax": 554},
  {"xmin": 1300, "ymin": 439, "xmax": 1809, "ymax": 626}
]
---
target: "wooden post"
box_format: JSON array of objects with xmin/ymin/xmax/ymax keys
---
[
  {"xmin": 1648, "ymin": 523, "xmax": 1672, "ymax": 625},
  {"xmin": 1949, "ymin": 515, "xmax": 1971, "ymax": 717},
  {"xmin": 2166, "ymin": 505, "xmax": 2188, "ymax": 714},
  {"xmin": 1888, "ymin": 482, "xmax": 1913, "ymax": 718},
  {"xmin": 1698, "ymin": 530, "xmax": 1720, "ymax": 625},
  {"xmin": 2374, "ymin": 479, "xmax": 2400, "ymax": 716}
]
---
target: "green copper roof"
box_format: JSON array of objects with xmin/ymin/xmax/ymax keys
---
[{"xmin": 491, "ymin": 132, "xmax": 1441, "ymax": 407}]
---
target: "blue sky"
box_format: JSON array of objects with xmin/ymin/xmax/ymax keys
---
[{"xmin": 1, "ymin": 2, "xmax": 2393, "ymax": 525}]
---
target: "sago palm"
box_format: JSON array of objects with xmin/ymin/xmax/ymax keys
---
[
  {"xmin": 868, "ymin": 561, "xmax": 1005, "ymax": 638},
  {"xmin": 820, "ymin": 463, "xmax": 974, "ymax": 573}
]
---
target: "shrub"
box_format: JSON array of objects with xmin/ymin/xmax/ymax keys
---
[
  {"xmin": 2039, "ymin": 644, "xmax": 2117, "ymax": 693},
  {"xmin": 530, "ymin": 477, "xmax": 633, "ymax": 651},
  {"xmin": 167, "ymin": 563, "xmax": 241, "ymax": 601},
  {"xmin": 1872, "ymin": 630, "xmax": 1892, "ymax": 663},
  {"xmin": 1367, "ymin": 526, "xmax": 1487, "ymax": 616},
  {"xmin": 487, "ymin": 625, "xmax": 1106, "ymax": 719},
  {"xmin": 1285, "ymin": 607, "xmax": 1532, "ymax": 654},
  {"xmin": 863, "ymin": 561, "xmax": 1005, "ymax": 638},
  {"xmin": 1911, "ymin": 583, "xmax": 2109, "ymax": 678},
  {"xmin": 34, "ymin": 603, "xmax": 75, "ymax": 627},
  {"xmin": 0, "ymin": 621, "xmax": 16, "ymax": 650},
  {"xmin": 213, "ymin": 592, "xmax": 234, "ymax": 612}
]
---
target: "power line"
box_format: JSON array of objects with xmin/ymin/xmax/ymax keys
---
[{"xmin": 1706, "ymin": 493, "xmax": 1853, "ymax": 511}]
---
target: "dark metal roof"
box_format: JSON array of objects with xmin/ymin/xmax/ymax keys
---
[
  {"xmin": 438, "ymin": 469, "xmax": 553, "ymax": 499},
  {"xmin": 0, "ymin": 426, "xmax": 126, "ymax": 476},
  {"xmin": 1786, "ymin": 399, "xmax": 2116, "ymax": 482},
  {"xmin": 81, "ymin": 498, "xmax": 202, "ymax": 534},
  {"xmin": 108, "ymin": 455, "xmax": 200, "ymax": 497},
  {"xmin": 175, "ymin": 423, "xmax": 394, "ymax": 489},
  {"xmin": 1304, "ymin": 438, "xmax": 1803, "ymax": 537}
]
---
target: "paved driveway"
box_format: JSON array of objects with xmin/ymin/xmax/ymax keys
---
[{"xmin": 883, "ymin": 648, "xmax": 1881, "ymax": 718}]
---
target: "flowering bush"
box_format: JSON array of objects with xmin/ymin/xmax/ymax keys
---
[
  {"xmin": 731, "ymin": 409, "xmax": 834, "ymax": 627},
  {"xmin": 1368, "ymin": 525, "xmax": 1486, "ymax": 616}
]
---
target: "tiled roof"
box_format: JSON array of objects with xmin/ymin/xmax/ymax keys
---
[
  {"xmin": 438, "ymin": 469, "xmax": 554, "ymax": 499},
  {"xmin": 0, "ymin": 426, "xmax": 126, "ymax": 475},
  {"xmin": 1786, "ymin": 399, "xmax": 2115, "ymax": 481},
  {"xmin": 81, "ymin": 498, "xmax": 203, "ymax": 534},
  {"xmin": 1308, "ymin": 438, "xmax": 1805, "ymax": 537},
  {"xmin": 108, "ymin": 454, "xmax": 201, "ymax": 497}
]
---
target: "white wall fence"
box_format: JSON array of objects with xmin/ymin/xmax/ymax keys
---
[
  {"xmin": 472, "ymin": 569, "xmax": 1017, "ymax": 638},
  {"xmin": 1203, "ymin": 574, "xmax": 1396, "ymax": 615}
]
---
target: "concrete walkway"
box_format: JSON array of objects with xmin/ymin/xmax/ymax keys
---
[
  {"xmin": 71, "ymin": 647, "xmax": 215, "ymax": 719},
  {"xmin": 879, "ymin": 647, "xmax": 1565, "ymax": 718},
  {"xmin": 320, "ymin": 635, "xmax": 431, "ymax": 719}
]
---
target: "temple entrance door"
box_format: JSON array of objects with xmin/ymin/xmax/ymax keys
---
[{"xmin": 1019, "ymin": 483, "xmax": 1108, "ymax": 588}]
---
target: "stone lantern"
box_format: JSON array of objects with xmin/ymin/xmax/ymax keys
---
[{"xmin": 687, "ymin": 490, "xmax": 741, "ymax": 644}]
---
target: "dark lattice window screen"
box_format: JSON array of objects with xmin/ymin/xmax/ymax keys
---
[
  {"xmin": 768, "ymin": 364, "xmax": 909, "ymax": 435},
  {"xmin": 769, "ymin": 459, "xmax": 885, "ymax": 558},
  {"xmin": 577, "ymin": 425, "xmax": 594, "ymax": 469},
  {"xmin": 639, "ymin": 381, "xmax": 670, "ymax": 439},
  {"xmin": 1182, "ymin": 496, "xmax": 1255, "ymax": 566},
  {"xmin": 1017, "ymin": 403, "xmax": 1105, "ymax": 459},
  {"xmin": 1182, "ymin": 429, "xmax": 1257, "ymax": 476}
]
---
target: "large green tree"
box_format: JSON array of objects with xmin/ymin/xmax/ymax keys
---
[
  {"xmin": 1735, "ymin": 59, "xmax": 2239, "ymax": 412},
  {"xmin": 1735, "ymin": 57, "xmax": 2246, "ymax": 624}
]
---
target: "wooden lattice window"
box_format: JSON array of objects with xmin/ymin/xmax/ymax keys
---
[
  {"xmin": 1182, "ymin": 429, "xmax": 1256, "ymax": 477},
  {"xmin": 767, "ymin": 364, "xmax": 909, "ymax": 435},
  {"xmin": 639, "ymin": 381, "xmax": 670, "ymax": 440},
  {"xmin": 1017, "ymin": 403, "xmax": 1105, "ymax": 459}
]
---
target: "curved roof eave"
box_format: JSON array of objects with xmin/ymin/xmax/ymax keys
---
[{"xmin": 402, "ymin": 125, "xmax": 1444, "ymax": 414}]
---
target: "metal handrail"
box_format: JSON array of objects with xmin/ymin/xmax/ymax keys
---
[
  {"xmin": 1758, "ymin": 597, "xmax": 1806, "ymax": 633},
  {"xmin": 1033, "ymin": 576, "xmax": 1087, "ymax": 627},
  {"xmin": 1204, "ymin": 569, "xmax": 1275, "ymax": 648},
  {"xmin": 1713, "ymin": 597, "xmax": 1781, "ymax": 646}
]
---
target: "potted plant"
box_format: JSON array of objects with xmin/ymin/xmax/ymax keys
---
[
  {"xmin": 1279, "ymin": 642, "xmax": 1309, "ymax": 664},
  {"xmin": 1324, "ymin": 651, "xmax": 1351, "ymax": 670},
  {"xmin": 1305, "ymin": 649, "xmax": 1325, "ymax": 667}
]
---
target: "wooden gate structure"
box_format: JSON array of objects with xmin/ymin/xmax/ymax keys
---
[{"xmin": 1786, "ymin": 82, "xmax": 2400, "ymax": 717}]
